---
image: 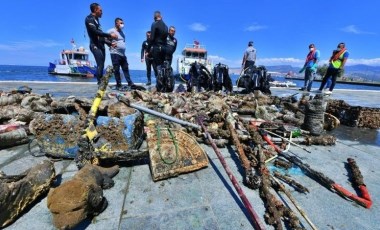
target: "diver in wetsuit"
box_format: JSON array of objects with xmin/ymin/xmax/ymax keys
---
[
  {"xmin": 147, "ymin": 11, "xmax": 168, "ymax": 77},
  {"xmin": 85, "ymin": 3, "xmax": 117, "ymax": 85},
  {"xmin": 141, "ymin": 31, "xmax": 153, "ymax": 85},
  {"xmin": 165, "ymin": 26, "xmax": 177, "ymax": 66}
]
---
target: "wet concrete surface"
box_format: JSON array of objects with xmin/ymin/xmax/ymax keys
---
[{"xmin": 1, "ymin": 82, "xmax": 380, "ymax": 230}]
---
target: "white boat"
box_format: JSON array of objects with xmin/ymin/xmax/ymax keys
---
[
  {"xmin": 48, "ymin": 43, "xmax": 96, "ymax": 78},
  {"xmin": 269, "ymin": 80, "xmax": 297, "ymax": 88},
  {"xmin": 176, "ymin": 41, "xmax": 213, "ymax": 82}
]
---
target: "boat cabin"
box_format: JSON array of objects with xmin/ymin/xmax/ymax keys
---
[
  {"xmin": 177, "ymin": 42, "xmax": 213, "ymax": 77},
  {"xmin": 58, "ymin": 47, "xmax": 91, "ymax": 67},
  {"xmin": 182, "ymin": 47, "xmax": 207, "ymax": 59}
]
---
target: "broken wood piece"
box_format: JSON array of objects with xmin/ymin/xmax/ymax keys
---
[{"xmin": 0, "ymin": 160, "xmax": 55, "ymax": 228}]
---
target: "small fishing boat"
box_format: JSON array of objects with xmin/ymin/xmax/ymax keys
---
[
  {"xmin": 48, "ymin": 41, "xmax": 96, "ymax": 77},
  {"xmin": 269, "ymin": 80, "xmax": 297, "ymax": 88}
]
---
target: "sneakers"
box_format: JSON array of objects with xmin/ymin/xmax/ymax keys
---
[
  {"xmin": 315, "ymin": 89, "xmax": 323, "ymax": 93},
  {"xmin": 146, "ymin": 80, "xmax": 151, "ymax": 86},
  {"xmin": 325, "ymin": 91, "xmax": 333, "ymax": 95}
]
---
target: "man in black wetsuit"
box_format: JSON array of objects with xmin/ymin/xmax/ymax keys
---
[
  {"xmin": 147, "ymin": 11, "xmax": 168, "ymax": 79},
  {"xmin": 141, "ymin": 31, "xmax": 153, "ymax": 86},
  {"xmin": 85, "ymin": 3, "xmax": 117, "ymax": 85},
  {"xmin": 165, "ymin": 26, "xmax": 177, "ymax": 66}
]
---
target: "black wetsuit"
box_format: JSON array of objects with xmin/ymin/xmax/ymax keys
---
[
  {"xmin": 85, "ymin": 14, "xmax": 112, "ymax": 84},
  {"xmin": 165, "ymin": 35, "xmax": 177, "ymax": 66},
  {"xmin": 148, "ymin": 19, "xmax": 168, "ymax": 74},
  {"xmin": 141, "ymin": 39, "xmax": 153, "ymax": 81}
]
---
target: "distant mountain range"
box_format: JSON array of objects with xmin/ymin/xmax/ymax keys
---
[{"xmin": 230, "ymin": 64, "xmax": 380, "ymax": 82}]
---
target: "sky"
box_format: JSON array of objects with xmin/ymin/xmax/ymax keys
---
[{"xmin": 0, "ymin": 0, "xmax": 379, "ymax": 71}]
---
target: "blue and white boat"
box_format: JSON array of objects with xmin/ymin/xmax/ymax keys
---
[
  {"xmin": 48, "ymin": 43, "xmax": 96, "ymax": 78},
  {"xmin": 176, "ymin": 41, "xmax": 213, "ymax": 82}
]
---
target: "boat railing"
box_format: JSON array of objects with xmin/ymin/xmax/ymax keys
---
[{"xmin": 184, "ymin": 43, "xmax": 206, "ymax": 50}]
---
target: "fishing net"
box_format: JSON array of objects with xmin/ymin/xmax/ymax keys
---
[{"xmin": 302, "ymin": 94, "xmax": 327, "ymax": 136}]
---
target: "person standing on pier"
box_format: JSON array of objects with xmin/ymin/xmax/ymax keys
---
[
  {"xmin": 107, "ymin": 17, "xmax": 134, "ymax": 89},
  {"xmin": 165, "ymin": 26, "xmax": 177, "ymax": 67},
  {"xmin": 141, "ymin": 31, "xmax": 153, "ymax": 86},
  {"xmin": 85, "ymin": 3, "xmax": 117, "ymax": 85},
  {"xmin": 299, "ymin": 43, "xmax": 320, "ymax": 92},
  {"xmin": 317, "ymin": 42, "xmax": 349, "ymax": 94},
  {"xmin": 241, "ymin": 41, "xmax": 257, "ymax": 71},
  {"xmin": 147, "ymin": 11, "xmax": 168, "ymax": 81}
]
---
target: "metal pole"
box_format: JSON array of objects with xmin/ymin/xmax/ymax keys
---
[
  {"xmin": 197, "ymin": 117, "xmax": 266, "ymax": 230},
  {"xmin": 116, "ymin": 94, "xmax": 201, "ymax": 130}
]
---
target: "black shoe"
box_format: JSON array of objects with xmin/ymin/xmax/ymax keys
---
[
  {"xmin": 146, "ymin": 81, "xmax": 151, "ymax": 86},
  {"xmin": 128, "ymin": 82, "xmax": 135, "ymax": 87},
  {"xmin": 115, "ymin": 84, "xmax": 122, "ymax": 90},
  {"xmin": 299, "ymin": 87, "xmax": 306, "ymax": 91}
]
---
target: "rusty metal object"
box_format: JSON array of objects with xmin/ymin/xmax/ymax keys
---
[
  {"xmin": 347, "ymin": 158, "xmax": 364, "ymax": 186},
  {"xmin": 304, "ymin": 135, "xmax": 336, "ymax": 146},
  {"xmin": 270, "ymin": 175, "xmax": 317, "ymax": 230},
  {"xmin": 94, "ymin": 111, "xmax": 144, "ymax": 157},
  {"xmin": 197, "ymin": 117, "xmax": 266, "ymax": 230},
  {"xmin": 327, "ymin": 99, "xmax": 380, "ymax": 129},
  {"xmin": 258, "ymin": 147, "xmax": 306, "ymax": 230},
  {"xmin": 147, "ymin": 124, "xmax": 208, "ymax": 181},
  {"xmin": 29, "ymin": 114, "xmax": 85, "ymax": 158},
  {"xmin": 346, "ymin": 158, "xmax": 372, "ymax": 208},
  {"xmin": 226, "ymin": 112, "xmax": 255, "ymax": 187},
  {"xmin": 273, "ymin": 159, "xmax": 292, "ymax": 170},
  {"xmin": 0, "ymin": 160, "xmax": 55, "ymax": 228},
  {"xmin": 273, "ymin": 171, "xmax": 309, "ymax": 193},
  {"xmin": 257, "ymin": 147, "xmax": 284, "ymax": 229}
]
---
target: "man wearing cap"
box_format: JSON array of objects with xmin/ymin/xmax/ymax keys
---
[
  {"xmin": 299, "ymin": 43, "xmax": 320, "ymax": 92},
  {"xmin": 242, "ymin": 41, "xmax": 257, "ymax": 71}
]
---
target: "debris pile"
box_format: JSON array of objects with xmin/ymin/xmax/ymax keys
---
[
  {"xmin": 327, "ymin": 99, "xmax": 380, "ymax": 128},
  {"xmin": 0, "ymin": 83, "xmax": 377, "ymax": 229}
]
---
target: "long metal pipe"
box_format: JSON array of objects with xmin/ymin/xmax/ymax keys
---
[
  {"xmin": 128, "ymin": 102, "xmax": 201, "ymax": 130},
  {"xmin": 197, "ymin": 117, "xmax": 266, "ymax": 230}
]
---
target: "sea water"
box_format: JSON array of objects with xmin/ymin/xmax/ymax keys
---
[
  {"xmin": 1, "ymin": 65, "xmax": 380, "ymax": 91},
  {"xmin": 0, "ymin": 65, "xmax": 147, "ymax": 84}
]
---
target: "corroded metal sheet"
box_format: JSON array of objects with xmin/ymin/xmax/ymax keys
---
[{"xmin": 147, "ymin": 127, "xmax": 208, "ymax": 181}]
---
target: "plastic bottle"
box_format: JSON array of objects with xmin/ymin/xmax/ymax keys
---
[{"xmin": 291, "ymin": 128, "xmax": 301, "ymax": 138}]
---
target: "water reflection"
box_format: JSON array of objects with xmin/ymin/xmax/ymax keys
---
[{"xmin": 330, "ymin": 126, "xmax": 380, "ymax": 146}]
